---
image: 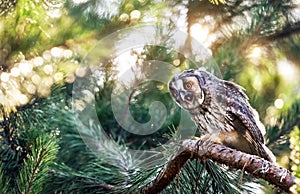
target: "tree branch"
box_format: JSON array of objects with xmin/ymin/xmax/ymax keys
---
[
  {"xmin": 139, "ymin": 139, "xmax": 296, "ymax": 194},
  {"xmin": 266, "ymin": 22, "xmax": 300, "ymax": 41}
]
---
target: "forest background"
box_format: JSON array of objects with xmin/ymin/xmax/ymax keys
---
[{"xmin": 1, "ymin": 0, "xmax": 300, "ymax": 193}]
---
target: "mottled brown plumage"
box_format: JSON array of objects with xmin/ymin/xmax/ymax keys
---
[{"xmin": 169, "ymin": 69, "xmax": 276, "ymax": 162}]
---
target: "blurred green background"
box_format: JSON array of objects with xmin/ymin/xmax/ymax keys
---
[{"xmin": 0, "ymin": 0, "xmax": 300, "ymax": 193}]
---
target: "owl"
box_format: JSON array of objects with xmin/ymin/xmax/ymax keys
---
[{"xmin": 168, "ymin": 69, "xmax": 276, "ymax": 163}]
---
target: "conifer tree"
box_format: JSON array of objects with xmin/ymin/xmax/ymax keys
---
[{"xmin": 0, "ymin": 0, "xmax": 300, "ymax": 193}]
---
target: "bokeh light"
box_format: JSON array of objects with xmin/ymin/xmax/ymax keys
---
[
  {"xmin": 274, "ymin": 98, "xmax": 284, "ymax": 109},
  {"xmin": 119, "ymin": 13, "xmax": 130, "ymax": 22},
  {"xmin": 1, "ymin": 72, "xmax": 10, "ymax": 82},
  {"xmin": 10, "ymin": 67, "xmax": 20, "ymax": 77},
  {"xmin": 247, "ymin": 45, "xmax": 264, "ymax": 65},
  {"xmin": 173, "ymin": 59, "xmax": 180, "ymax": 66},
  {"xmin": 19, "ymin": 61, "xmax": 33, "ymax": 76},
  {"xmin": 130, "ymin": 10, "xmax": 141, "ymax": 21},
  {"xmin": 0, "ymin": 46, "xmax": 79, "ymax": 116},
  {"xmin": 190, "ymin": 23, "xmax": 210, "ymax": 46},
  {"xmin": 277, "ymin": 59, "xmax": 297, "ymax": 82},
  {"xmin": 32, "ymin": 56, "xmax": 44, "ymax": 67}
]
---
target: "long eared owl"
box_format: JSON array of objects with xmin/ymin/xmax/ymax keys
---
[{"xmin": 168, "ymin": 69, "xmax": 275, "ymax": 162}]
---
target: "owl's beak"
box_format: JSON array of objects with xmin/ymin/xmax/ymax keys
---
[
  {"xmin": 181, "ymin": 92, "xmax": 193, "ymax": 103},
  {"xmin": 169, "ymin": 83, "xmax": 193, "ymax": 104}
]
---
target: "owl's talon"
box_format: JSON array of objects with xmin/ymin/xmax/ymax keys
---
[
  {"xmin": 279, "ymin": 168, "xmax": 287, "ymax": 182},
  {"xmin": 260, "ymin": 160, "xmax": 270, "ymax": 173},
  {"xmin": 196, "ymin": 138, "xmax": 213, "ymax": 156}
]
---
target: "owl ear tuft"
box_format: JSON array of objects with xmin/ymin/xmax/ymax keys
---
[{"xmin": 194, "ymin": 70, "xmax": 206, "ymax": 86}]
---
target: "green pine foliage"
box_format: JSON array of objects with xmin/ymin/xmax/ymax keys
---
[
  {"xmin": 16, "ymin": 135, "xmax": 58, "ymax": 194},
  {"xmin": 163, "ymin": 160, "xmax": 256, "ymax": 194},
  {"xmin": 1, "ymin": 0, "xmax": 300, "ymax": 193},
  {"xmin": 0, "ymin": 163, "xmax": 10, "ymax": 193},
  {"xmin": 0, "ymin": 88, "xmax": 63, "ymax": 193},
  {"xmin": 266, "ymin": 100, "xmax": 300, "ymax": 156}
]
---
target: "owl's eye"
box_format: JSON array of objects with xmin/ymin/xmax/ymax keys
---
[{"xmin": 184, "ymin": 82, "xmax": 192, "ymax": 90}]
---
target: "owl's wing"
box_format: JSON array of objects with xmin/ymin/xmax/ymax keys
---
[
  {"xmin": 222, "ymin": 80, "xmax": 265, "ymax": 144},
  {"xmin": 222, "ymin": 80, "xmax": 277, "ymax": 162},
  {"xmin": 223, "ymin": 80, "xmax": 248, "ymax": 100}
]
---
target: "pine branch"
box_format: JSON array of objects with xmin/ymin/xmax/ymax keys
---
[
  {"xmin": 2, "ymin": 117, "xmax": 17, "ymax": 151},
  {"xmin": 266, "ymin": 100, "xmax": 300, "ymax": 153},
  {"xmin": 17, "ymin": 136, "xmax": 59, "ymax": 194},
  {"xmin": 0, "ymin": 163, "xmax": 10, "ymax": 193},
  {"xmin": 266, "ymin": 21, "xmax": 300, "ymax": 41},
  {"xmin": 47, "ymin": 168, "xmax": 116, "ymax": 192},
  {"xmin": 140, "ymin": 139, "xmax": 295, "ymax": 193},
  {"xmin": 24, "ymin": 146, "xmax": 47, "ymax": 194}
]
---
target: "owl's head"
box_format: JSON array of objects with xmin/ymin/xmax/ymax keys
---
[{"xmin": 168, "ymin": 69, "xmax": 206, "ymax": 110}]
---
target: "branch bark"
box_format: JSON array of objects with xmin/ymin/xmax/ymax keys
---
[{"xmin": 139, "ymin": 139, "xmax": 296, "ymax": 194}]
